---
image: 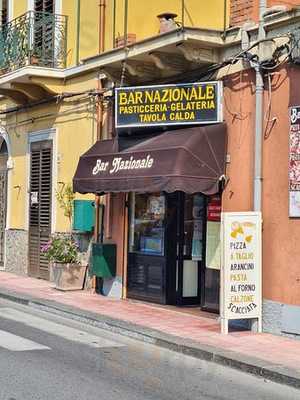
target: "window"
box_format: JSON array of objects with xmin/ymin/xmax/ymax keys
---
[{"xmin": 129, "ymin": 193, "xmax": 165, "ymax": 256}]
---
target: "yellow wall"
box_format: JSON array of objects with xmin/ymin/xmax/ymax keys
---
[
  {"xmin": 63, "ymin": 0, "xmax": 100, "ymax": 67},
  {"xmin": 4, "ymin": 81, "xmax": 98, "ymax": 232},
  {"xmin": 11, "ymin": 1, "xmax": 228, "ymax": 67},
  {"xmin": 13, "ymin": 0, "xmax": 27, "ymax": 18},
  {"xmin": 4, "ymin": 0, "xmax": 228, "ymax": 232},
  {"xmin": 105, "ymin": 0, "xmax": 229, "ymax": 51}
]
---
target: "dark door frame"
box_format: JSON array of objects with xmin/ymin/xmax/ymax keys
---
[{"xmin": 173, "ymin": 192, "xmax": 203, "ymax": 306}]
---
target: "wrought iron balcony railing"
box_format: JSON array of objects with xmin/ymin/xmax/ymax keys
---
[{"xmin": 0, "ymin": 10, "xmax": 68, "ymax": 73}]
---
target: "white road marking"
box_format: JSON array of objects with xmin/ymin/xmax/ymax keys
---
[
  {"xmin": 0, "ymin": 308, "xmax": 124, "ymax": 349},
  {"xmin": 0, "ymin": 330, "xmax": 50, "ymax": 351}
]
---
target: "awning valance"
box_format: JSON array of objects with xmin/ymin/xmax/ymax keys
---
[{"xmin": 73, "ymin": 124, "xmax": 227, "ymax": 195}]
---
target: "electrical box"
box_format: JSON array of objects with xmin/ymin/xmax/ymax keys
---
[
  {"xmin": 73, "ymin": 200, "xmax": 95, "ymax": 232},
  {"xmin": 90, "ymin": 243, "xmax": 116, "ymax": 278}
]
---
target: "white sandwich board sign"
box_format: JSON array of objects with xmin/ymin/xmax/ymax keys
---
[{"xmin": 221, "ymin": 212, "xmax": 262, "ymax": 334}]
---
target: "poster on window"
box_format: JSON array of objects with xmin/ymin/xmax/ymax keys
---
[{"xmin": 289, "ymin": 106, "xmax": 300, "ymax": 217}]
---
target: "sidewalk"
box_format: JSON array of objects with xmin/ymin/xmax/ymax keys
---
[{"xmin": 0, "ymin": 271, "xmax": 300, "ymax": 389}]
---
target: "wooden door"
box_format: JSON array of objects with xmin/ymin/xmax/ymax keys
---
[{"xmin": 28, "ymin": 141, "xmax": 52, "ymax": 279}]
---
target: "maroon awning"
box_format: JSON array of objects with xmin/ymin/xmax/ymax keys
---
[{"xmin": 73, "ymin": 124, "xmax": 227, "ymax": 195}]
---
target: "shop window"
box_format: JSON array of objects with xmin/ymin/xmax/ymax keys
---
[{"xmin": 129, "ymin": 193, "xmax": 165, "ymax": 256}]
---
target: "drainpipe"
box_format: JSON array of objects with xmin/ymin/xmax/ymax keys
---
[
  {"xmin": 113, "ymin": 0, "xmax": 116, "ymax": 48},
  {"xmin": 94, "ymin": 0, "xmax": 106, "ymax": 246},
  {"xmin": 76, "ymin": 0, "xmax": 81, "ymax": 65},
  {"xmin": 124, "ymin": 0, "xmax": 128, "ymax": 47},
  {"xmin": 250, "ymin": 0, "xmax": 267, "ymax": 332},
  {"xmin": 93, "ymin": 2, "xmax": 106, "ymax": 294},
  {"xmin": 253, "ymin": 0, "xmax": 266, "ymax": 212},
  {"xmin": 94, "ymin": 75, "xmax": 104, "ymax": 246},
  {"xmin": 99, "ymin": 0, "xmax": 106, "ymax": 53},
  {"xmin": 222, "ymin": 0, "xmax": 227, "ymax": 40}
]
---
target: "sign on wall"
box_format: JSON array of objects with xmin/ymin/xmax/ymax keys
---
[
  {"xmin": 221, "ymin": 212, "xmax": 262, "ymax": 334},
  {"xmin": 289, "ymin": 106, "xmax": 300, "ymax": 217},
  {"xmin": 115, "ymin": 81, "xmax": 223, "ymax": 128}
]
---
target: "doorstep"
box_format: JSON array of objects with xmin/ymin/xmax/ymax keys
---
[{"xmin": 0, "ymin": 271, "xmax": 300, "ymax": 389}]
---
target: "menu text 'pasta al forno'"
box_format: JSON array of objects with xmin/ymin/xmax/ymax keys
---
[{"xmin": 115, "ymin": 82, "xmax": 223, "ymax": 128}]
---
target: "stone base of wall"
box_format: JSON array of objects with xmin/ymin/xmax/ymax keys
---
[
  {"xmin": 5, "ymin": 229, "xmax": 28, "ymax": 275},
  {"xmin": 263, "ymin": 298, "xmax": 300, "ymax": 339}
]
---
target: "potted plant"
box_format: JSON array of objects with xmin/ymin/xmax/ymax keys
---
[
  {"xmin": 41, "ymin": 235, "xmax": 87, "ymax": 291},
  {"xmin": 41, "ymin": 183, "xmax": 87, "ymax": 290}
]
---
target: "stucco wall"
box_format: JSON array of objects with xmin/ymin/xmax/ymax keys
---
[
  {"xmin": 262, "ymin": 66, "xmax": 300, "ymax": 306},
  {"xmin": 223, "ymin": 65, "xmax": 300, "ymax": 309}
]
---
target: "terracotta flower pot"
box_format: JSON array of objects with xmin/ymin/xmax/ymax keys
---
[{"xmin": 50, "ymin": 262, "xmax": 87, "ymax": 291}]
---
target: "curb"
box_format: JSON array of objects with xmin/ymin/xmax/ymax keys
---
[{"xmin": 0, "ymin": 287, "xmax": 299, "ymax": 389}]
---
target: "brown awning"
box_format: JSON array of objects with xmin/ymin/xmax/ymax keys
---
[{"xmin": 73, "ymin": 124, "xmax": 227, "ymax": 195}]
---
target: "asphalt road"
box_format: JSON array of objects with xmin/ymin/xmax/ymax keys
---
[{"xmin": 0, "ymin": 299, "xmax": 298, "ymax": 400}]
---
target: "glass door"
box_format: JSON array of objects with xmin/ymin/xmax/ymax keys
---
[
  {"xmin": 176, "ymin": 193, "xmax": 205, "ymax": 306},
  {"xmin": 127, "ymin": 193, "xmax": 167, "ymax": 304},
  {"xmin": 201, "ymin": 194, "xmax": 222, "ymax": 312}
]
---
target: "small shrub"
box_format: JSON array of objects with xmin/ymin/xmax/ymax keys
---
[{"xmin": 41, "ymin": 235, "xmax": 79, "ymax": 264}]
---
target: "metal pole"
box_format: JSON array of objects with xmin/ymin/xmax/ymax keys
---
[
  {"xmin": 181, "ymin": 0, "xmax": 185, "ymax": 28},
  {"xmin": 251, "ymin": 0, "xmax": 267, "ymax": 332},
  {"xmin": 253, "ymin": 0, "xmax": 267, "ymax": 212}
]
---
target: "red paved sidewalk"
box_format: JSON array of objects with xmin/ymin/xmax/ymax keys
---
[{"xmin": 1, "ymin": 271, "xmax": 300, "ymax": 375}]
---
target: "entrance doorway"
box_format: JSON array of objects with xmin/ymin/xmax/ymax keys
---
[
  {"xmin": 28, "ymin": 140, "xmax": 52, "ymax": 279},
  {"xmin": 127, "ymin": 192, "xmax": 221, "ymax": 311},
  {"xmin": 0, "ymin": 140, "xmax": 8, "ymax": 269}
]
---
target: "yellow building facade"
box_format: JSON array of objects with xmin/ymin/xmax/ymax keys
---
[{"xmin": 0, "ymin": 0, "xmax": 228, "ymax": 283}]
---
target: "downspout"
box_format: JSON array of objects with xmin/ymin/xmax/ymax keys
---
[
  {"xmin": 222, "ymin": 0, "xmax": 227, "ymax": 40},
  {"xmin": 94, "ymin": 2, "xmax": 106, "ymax": 250},
  {"xmin": 76, "ymin": 0, "xmax": 81, "ymax": 65},
  {"xmin": 113, "ymin": 0, "xmax": 116, "ymax": 47},
  {"xmin": 254, "ymin": 0, "xmax": 266, "ymax": 211},
  {"xmin": 93, "ymin": 79, "xmax": 103, "ymax": 245},
  {"xmin": 124, "ymin": 0, "xmax": 128, "ymax": 46},
  {"xmin": 181, "ymin": 0, "xmax": 185, "ymax": 28},
  {"xmin": 99, "ymin": 0, "xmax": 106, "ymax": 53}
]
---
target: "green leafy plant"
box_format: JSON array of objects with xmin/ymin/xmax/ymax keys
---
[
  {"xmin": 56, "ymin": 183, "xmax": 75, "ymax": 229},
  {"xmin": 41, "ymin": 235, "xmax": 79, "ymax": 264}
]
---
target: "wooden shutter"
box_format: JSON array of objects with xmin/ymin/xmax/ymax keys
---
[
  {"xmin": 29, "ymin": 141, "xmax": 52, "ymax": 279},
  {"xmin": 1, "ymin": 0, "xmax": 8, "ymax": 26},
  {"xmin": 34, "ymin": 0, "xmax": 54, "ymax": 13}
]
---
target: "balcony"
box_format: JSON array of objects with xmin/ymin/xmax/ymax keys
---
[{"xmin": 0, "ymin": 10, "xmax": 68, "ymax": 74}]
